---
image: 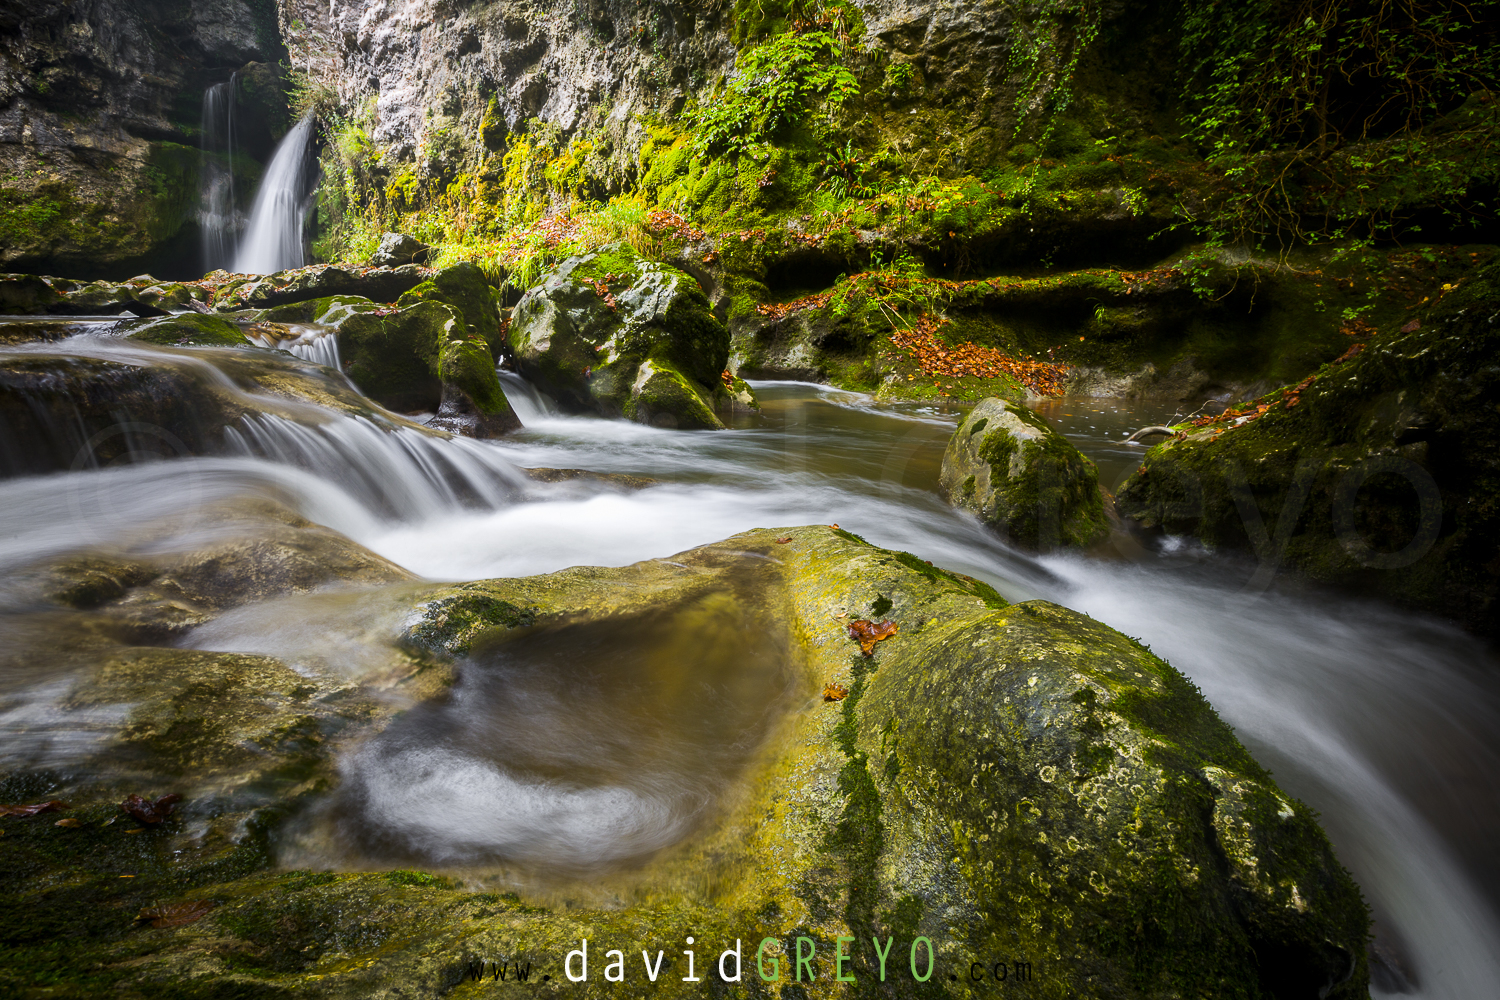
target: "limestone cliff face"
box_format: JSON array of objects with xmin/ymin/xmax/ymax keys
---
[
  {"xmin": 0, "ymin": 0, "xmax": 281, "ymax": 276},
  {"xmin": 277, "ymin": 0, "xmax": 1053, "ymax": 187}
]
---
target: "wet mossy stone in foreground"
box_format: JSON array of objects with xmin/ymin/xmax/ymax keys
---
[
  {"xmin": 940, "ymin": 396, "xmax": 1110, "ymax": 550},
  {"xmin": 0, "ymin": 524, "xmax": 1369, "ymax": 998},
  {"xmin": 507, "ymin": 245, "xmax": 731, "ymax": 429}
]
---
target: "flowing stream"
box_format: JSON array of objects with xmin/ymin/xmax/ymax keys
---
[{"xmin": 0, "ymin": 333, "xmax": 1496, "ymax": 996}]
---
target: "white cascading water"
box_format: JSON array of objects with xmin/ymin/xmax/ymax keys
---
[
  {"xmin": 199, "ymin": 75, "xmax": 239, "ymax": 271},
  {"xmin": 233, "ymin": 112, "xmax": 316, "ymax": 275}
]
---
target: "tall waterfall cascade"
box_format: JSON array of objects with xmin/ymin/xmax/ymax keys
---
[
  {"xmin": 199, "ymin": 76, "xmax": 239, "ymax": 272},
  {"xmin": 233, "ymin": 113, "xmax": 318, "ymax": 276}
]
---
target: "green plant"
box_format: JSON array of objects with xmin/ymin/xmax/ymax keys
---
[
  {"xmin": 687, "ymin": 29, "xmax": 859, "ymax": 156},
  {"xmin": 1179, "ymin": 0, "xmax": 1500, "ymax": 248}
]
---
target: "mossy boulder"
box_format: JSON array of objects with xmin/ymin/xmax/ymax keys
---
[
  {"xmin": 1117, "ymin": 253, "xmax": 1500, "ymax": 636},
  {"xmin": 395, "ymin": 261, "xmax": 502, "ymax": 351},
  {"xmin": 125, "ymin": 313, "xmax": 251, "ymax": 347},
  {"xmin": 941, "ymin": 397, "xmax": 1111, "ymax": 550},
  {"xmin": 508, "ymin": 246, "xmax": 732, "ymax": 429},
  {"xmin": 0, "ymin": 526, "xmax": 1368, "ymax": 997},
  {"xmin": 0, "ymin": 273, "xmax": 65, "ymax": 313},
  {"xmin": 254, "ymin": 294, "xmax": 381, "ymax": 326},
  {"xmin": 337, "ymin": 300, "xmax": 519, "ymax": 434}
]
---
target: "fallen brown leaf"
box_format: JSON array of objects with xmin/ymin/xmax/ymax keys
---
[
  {"xmin": 136, "ymin": 899, "xmax": 214, "ymax": 929},
  {"xmin": 848, "ymin": 619, "xmax": 898, "ymax": 656},
  {"xmin": 122, "ymin": 794, "xmax": 182, "ymax": 824},
  {"xmin": 0, "ymin": 800, "xmax": 66, "ymax": 817},
  {"xmin": 54, "ymin": 818, "xmax": 82, "ymax": 828},
  {"xmin": 823, "ymin": 683, "xmax": 849, "ymax": 702},
  {"xmin": 1400, "ymin": 318, "xmax": 1421, "ymax": 333},
  {"xmin": 775, "ymin": 536, "xmax": 792, "ymax": 544}
]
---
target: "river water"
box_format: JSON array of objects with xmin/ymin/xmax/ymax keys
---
[{"xmin": 0, "ymin": 332, "xmax": 1496, "ymax": 996}]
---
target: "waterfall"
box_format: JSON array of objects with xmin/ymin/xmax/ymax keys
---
[
  {"xmin": 233, "ymin": 113, "xmax": 317, "ymax": 275},
  {"xmin": 199, "ymin": 75, "xmax": 239, "ymax": 272}
]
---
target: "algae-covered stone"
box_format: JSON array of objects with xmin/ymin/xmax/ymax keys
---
[
  {"xmin": 941, "ymin": 397, "xmax": 1110, "ymax": 549},
  {"xmin": 337, "ymin": 299, "xmax": 518, "ymax": 434},
  {"xmin": 396, "ymin": 261, "xmax": 501, "ymax": 350},
  {"xmin": 0, "ymin": 273, "xmax": 64, "ymax": 314},
  {"xmin": 1117, "ymin": 254, "xmax": 1500, "ymax": 636},
  {"xmin": 126, "ymin": 312, "xmax": 251, "ymax": 347},
  {"xmin": 508, "ymin": 246, "xmax": 730, "ymax": 429},
  {"xmin": 0, "ymin": 341, "xmax": 440, "ymax": 475}
]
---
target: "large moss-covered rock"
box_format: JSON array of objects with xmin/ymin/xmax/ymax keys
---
[
  {"xmin": 336, "ymin": 299, "xmax": 519, "ymax": 434},
  {"xmin": 0, "ymin": 526, "xmax": 1369, "ymax": 998},
  {"xmin": 941, "ymin": 397, "xmax": 1110, "ymax": 550},
  {"xmin": 1117, "ymin": 255, "xmax": 1500, "ymax": 636},
  {"xmin": 508, "ymin": 247, "xmax": 733, "ymax": 429},
  {"xmin": 395, "ymin": 262, "xmax": 501, "ymax": 351}
]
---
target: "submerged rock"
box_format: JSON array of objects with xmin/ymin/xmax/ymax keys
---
[
  {"xmin": 0, "ymin": 524, "xmax": 1368, "ymax": 998},
  {"xmin": 508, "ymin": 247, "xmax": 734, "ymax": 429},
  {"xmin": 1117, "ymin": 254, "xmax": 1500, "ymax": 635},
  {"xmin": 941, "ymin": 397, "xmax": 1110, "ymax": 549}
]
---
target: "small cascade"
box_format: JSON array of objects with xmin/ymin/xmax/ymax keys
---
[
  {"xmin": 233, "ymin": 113, "xmax": 317, "ymax": 275},
  {"xmin": 199, "ymin": 76, "xmax": 240, "ymax": 271},
  {"xmin": 497, "ymin": 371, "xmax": 559, "ymax": 425},
  {"xmin": 244, "ymin": 324, "xmax": 343, "ymax": 371},
  {"xmin": 223, "ymin": 412, "xmax": 529, "ymax": 519}
]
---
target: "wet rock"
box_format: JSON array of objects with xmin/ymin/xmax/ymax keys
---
[
  {"xmin": 336, "ymin": 300, "xmax": 518, "ymax": 435},
  {"xmin": 941, "ymin": 397, "xmax": 1110, "ymax": 549},
  {"xmin": 370, "ymin": 232, "xmax": 431, "ymax": 267},
  {"xmin": 0, "ymin": 341, "xmax": 438, "ymax": 476},
  {"xmin": 520, "ymin": 467, "xmax": 658, "ymax": 490},
  {"xmin": 508, "ymin": 246, "xmax": 731, "ymax": 429},
  {"xmin": 396, "ymin": 262, "xmax": 502, "ymax": 351},
  {"xmin": 125, "ymin": 312, "xmax": 252, "ymax": 347},
  {"xmin": 0, "ymin": 274, "xmax": 65, "ymax": 313},
  {"xmin": 215, "ymin": 265, "xmax": 428, "ymax": 312},
  {"xmin": 1116, "ymin": 254, "xmax": 1500, "ymax": 636}
]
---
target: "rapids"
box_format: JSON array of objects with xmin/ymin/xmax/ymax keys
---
[{"xmin": 0, "ymin": 334, "xmax": 1495, "ymax": 996}]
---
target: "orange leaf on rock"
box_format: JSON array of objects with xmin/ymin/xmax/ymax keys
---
[
  {"xmin": 823, "ymin": 683, "xmax": 849, "ymax": 702},
  {"xmin": 137, "ymin": 900, "xmax": 215, "ymax": 929},
  {"xmin": 0, "ymin": 800, "xmax": 66, "ymax": 817},
  {"xmin": 54, "ymin": 818, "xmax": 82, "ymax": 828},
  {"xmin": 848, "ymin": 619, "xmax": 898, "ymax": 656},
  {"xmin": 775, "ymin": 536, "xmax": 792, "ymax": 544}
]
